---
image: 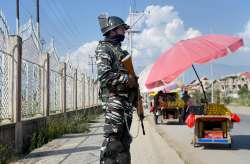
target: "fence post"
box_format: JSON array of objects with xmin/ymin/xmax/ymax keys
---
[
  {"xmin": 73, "ymin": 68, "xmax": 77, "ymax": 110},
  {"xmin": 90, "ymin": 78, "xmax": 92, "ymax": 107},
  {"xmin": 9, "ymin": 35, "xmax": 23, "ymax": 153},
  {"xmin": 92, "ymin": 79, "xmax": 95, "ymax": 107},
  {"xmin": 88, "ymin": 76, "xmax": 90, "ymax": 107},
  {"xmin": 82, "ymin": 74, "xmax": 85, "ymax": 109},
  {"xmin": 97, "ymin": 82, "xmax": 100, "ymax": 106},
  {"xmin": 60, "ymin": 62, "xmax": 66, "ymax": 114},
  {"xmin": 41, "ymin": 53, "xmax": 50, "ymax": 116},
  {"xmin": 93, "ymin": 81, "xmax": 95, "ymax": 106},
  {"xmin": 95, "ymin": 82, "xmax": 98, "ymax": 105}
]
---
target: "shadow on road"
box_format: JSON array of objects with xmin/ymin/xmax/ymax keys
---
[
  {"xmin": 63, "ymin": 132, "xmax": 104, "ymax": 138},
  {"xmin": 26, "ymin": 145, "xmax": 100, "ymax": 159},
  {"xmin": 89, "ymin": 125, "xmax": 104, "ymax": 129},
  {"xmin": 157, "ymin": 122, "xmax": 185, "ymax": 126},
  {"xmin": 202, "ymin": 135, "xmax": 250, "ymax": 150},
  {"xmin": 203, "ymin": 144, "xmax": 232, "ymax": 150},
  {"xmin": 231, "ymin": 135, "xmax": 250, "ymax": 150}
]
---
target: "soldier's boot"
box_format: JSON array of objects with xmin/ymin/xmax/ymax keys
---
[{"xmin": 100, "ymin": 137, "xmax": 131, "ymax": 164}]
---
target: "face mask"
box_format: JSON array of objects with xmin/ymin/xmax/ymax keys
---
[
  {"xmin": 116, "ymin": 34, "xmax": 125, "ymax": 42},
  {"xmin": 106, "ymin": 34, "xmax": 125, "ymax": 43}
]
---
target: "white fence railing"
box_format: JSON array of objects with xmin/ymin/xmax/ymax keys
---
[
  {"xmin": 0, "ymin": 12, "xmax": 99, "ymax": 123},
  {"xmin": 0, "ymin": 11, "xmax": 11, "ymax": 121}
]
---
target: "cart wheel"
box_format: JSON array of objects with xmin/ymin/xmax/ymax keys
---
[
  {"xmin": 160, "ymin": 115, "xmax": 164, "ymax": 124},
  {"xmin": 154, "ymin": 115, "xmax": 158, "ymax": 125},
  {"xmin": 193, "ymin": 143, "xmax": 200, "ymax": 148},
  {"xmin": 228, "ymin": 138, "xmax": 233, "ymax": 149},
  {"xmin": 178, "ymin": 116, "xmax": 184, "ymax": 124}
]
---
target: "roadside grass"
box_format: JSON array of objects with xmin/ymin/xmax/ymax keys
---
[
  {"xmin": 0, "ymin": 111, "xmax": 101, "ymax": 164},
  {"xmin": 233, "ymin": 98, "xmax": 250, "ymax": 106},
  {"xmin": 29, "ymin": 112, "xmax": 100, "ymax": 151},
  {"xmin": 0, "ymin": 144, "xmax": 18, "ymax": 164},
  {"xmin": 225, "ymin": 97, "xmax": 250, "ymax": 107}
]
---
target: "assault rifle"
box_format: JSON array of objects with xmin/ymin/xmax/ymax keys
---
[{"xmin": 122, "ymin": 55, "xmax": 145, "ymax": 135}]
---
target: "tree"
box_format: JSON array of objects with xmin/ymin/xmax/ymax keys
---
[
  {"xmin": 238, "ymin": 86, "xmax": 249, "ymax": 98},
  {"xmin": 238, "ymin": 86, "xmax": 250, "ymax": 106},
  {"xmin": 214, "ymin": 89, "xmax": 221, "ymax": 103},
  {"xmin": 191, "ymin": 90, "xmax": 204, "ymax": 104}
]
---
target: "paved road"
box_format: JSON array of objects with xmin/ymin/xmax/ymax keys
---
[
  {"xmin": 130, "ymin": 116, "xmax": 184, "ymax": 164},
  {"xmin": 152, "ymin": 106, "xmax": 250, "ymax": 164}
]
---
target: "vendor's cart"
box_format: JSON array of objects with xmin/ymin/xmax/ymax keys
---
[
  {"xmin": 191, "ymin": 103, "xmax": 237, "ymax": 148},
  {"xmin": 193, "ymin": 115, "xmax": 232, "ymax": 148},
  {"xmin": 158, "ymin": 92, "xmax": 185, "ymax": 124},
  {"xmin": 150, "ymin": 91, "xmax": 185, "ymax": 124}
]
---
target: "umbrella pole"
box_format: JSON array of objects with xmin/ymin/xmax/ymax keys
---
[{"xmin": 191, "ymin": 64, "xmax": 208, "ymax": 103}]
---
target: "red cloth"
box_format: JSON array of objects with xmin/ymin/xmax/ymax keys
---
[
  {"xmin": 185, "ymin": 113, "xmax": 195, "ymax": 128},
  {"xmin": 231, "ymin": 113, "xmax": 240, "ymax": 122},
  {"xmin": 150, "ymin": 106, "xmax": 154, "ymax": 113}
]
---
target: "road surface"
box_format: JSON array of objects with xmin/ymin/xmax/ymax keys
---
[{"xmin": 152, "ymin": 106, "xmax": 250, "ymax": 164}]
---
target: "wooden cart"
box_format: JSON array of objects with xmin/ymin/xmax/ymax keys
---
[
  {"xmin": 192, "ymin": 104, "xmax": 233, "ymax": 148},
  {"xmin": 158, "ymin": 92, "xmax": 185, "ymax": 124}
]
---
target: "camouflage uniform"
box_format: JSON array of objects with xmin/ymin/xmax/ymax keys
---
[{"xmin": 95, "ymin": 39, "xmax": 134, "ymax": 164}]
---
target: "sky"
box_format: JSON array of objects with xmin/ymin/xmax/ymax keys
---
[{"xmin": 0, "ymin": 0, "xmax": 250, "ymax": 80}]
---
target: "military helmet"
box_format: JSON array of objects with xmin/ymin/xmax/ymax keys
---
[{"xmin": 98, "ymin": 14, "xmax": 130, "ymax": 36}]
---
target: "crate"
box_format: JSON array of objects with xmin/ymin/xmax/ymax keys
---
[
  {"xmin": 205, "ymin": 103, "xmax": 232, "ymax": 115},
  {"xmin": 204, "ymin": 130, "xmax": 224, "ymax": 139},
  {"xmin": 159, "ymin": 99, "xmax": 185, "ymax": 109}
]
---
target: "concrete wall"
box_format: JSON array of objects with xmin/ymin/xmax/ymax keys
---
[
  {"xmin": 0, "ymin": 123, "xmax": 15, "ymax": 148},
  {"xmin": 0, "ymin": 106, "xmax": 102, "ymax": 153}
]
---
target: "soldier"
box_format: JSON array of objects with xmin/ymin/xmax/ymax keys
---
[{"xmin": 95, "ymin": 14, "xmax": 137, "ymax": 164}]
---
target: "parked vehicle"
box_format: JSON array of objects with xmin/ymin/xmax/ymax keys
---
[{"xmin": 152, "ymin": 91, "xmax": 185, "ymax": 124}]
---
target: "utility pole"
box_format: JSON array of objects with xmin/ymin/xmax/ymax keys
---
[
  {"xmin": 88, "ymin": 55, "xmax": 96, "ymax": 78},
  {"xmin": 16, "ymin": 0, "xmax": 20, "ymax": 35},
  {"xmin": 128, "ymin": 6, "xmax": 144, "ymax": 57},
  {"xmin": 88, "ymin": 55, "xmax": 96, "ymax": 108},
  {"xmin": 209, "ymin": 28, "xmax": 214, "ymax": 103},
  {"xmin": 129, "ymin": 7, "xmax": 133, "ymax": 56},
  {"xmin": 36, "ymin": 0, "xmax": 40, "ymax": 40},
  {"xmin": 210, "ymin": 62, "xmax": 214, "ymax": 103}
]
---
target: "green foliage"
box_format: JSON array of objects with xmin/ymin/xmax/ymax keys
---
[
  {"xmin": 214, "ymin": 89, "xmax": 221, "ymax": 103},
  {"xmin": 223, "ymin": 97, "xmax": 232, "ymax": 104},
  {"xmin": 205, "ymin": 91, "xmax": 212, "ymax": 103},
  {"xmin": 217, "ymin": 86, "xmax": 250, "ymax": 106},
  {"xmin": 29, "ymin": 113, "xmax": 98, "ymax": 152},
  {"xmin": 236, "ymin": 86, "xmax": 250, "ymax": 106},
  {"xmin": 0, "ymin": 143, "xmax": 17, "ymax": 164},
  {"xmin": 0, "ymin": 144, "xmax": 10, "ymax": 163},
  {"xmin": 238, "ymin": 86, "xmax": 249, "ymax": 97},
  {"xmin": 0, "ymin": 112, "xmax": 100, "ymax": 163},
  {"xmin": 191, "ymin": 90, "xmax": 204, "ymax": 104}
]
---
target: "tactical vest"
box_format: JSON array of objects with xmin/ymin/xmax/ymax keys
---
[{"xmin": 97, "ymin": 41, "xmax": 129, "ymax": 98}]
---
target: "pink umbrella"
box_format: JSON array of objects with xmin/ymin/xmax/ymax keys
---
[{"xmin": 146, "ymin": 34, "xmax": 244, "ymax": 101}]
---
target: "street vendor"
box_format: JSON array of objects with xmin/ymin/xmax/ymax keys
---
[
  {"xmin": 181, "ymin": 90, "xmax": 191, "ymax": 119},
  {"xmin": 153, "ymin": 91, "xmax": 163, "ymax": 124}
]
